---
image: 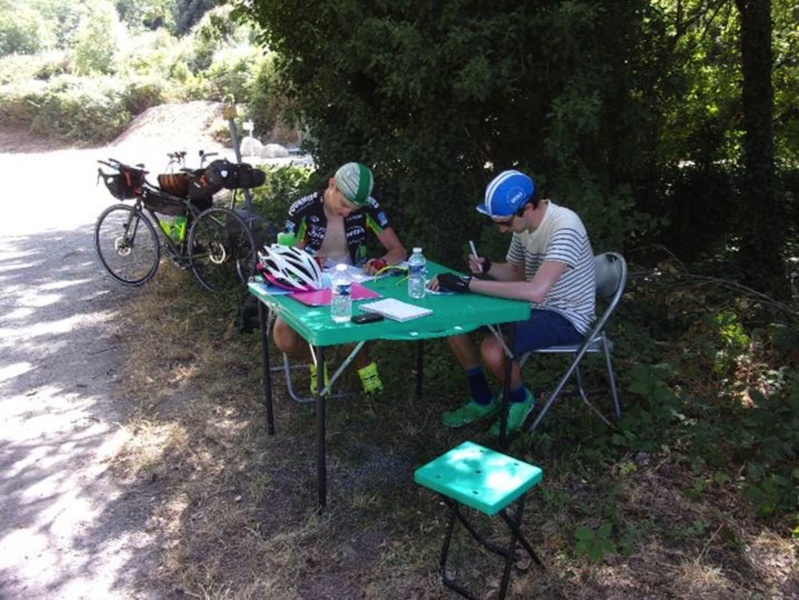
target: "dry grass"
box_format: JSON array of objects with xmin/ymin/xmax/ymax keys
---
[{"xmin": 107, "ymin": 265, "xmax": 799, "ymax": 599}]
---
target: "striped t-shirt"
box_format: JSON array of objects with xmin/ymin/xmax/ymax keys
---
[{"xmin": 506, "ymin": 201, "xmax": 596, "ymax": 334}]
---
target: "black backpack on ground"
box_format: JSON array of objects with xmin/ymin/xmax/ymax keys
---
[
  {"xmin": 235, "ymin": 292, "xmax": 262, "ymax": 334},
  {"xmin": 233, "ymin": 210, "xmax": 274, "ymax": 334}
]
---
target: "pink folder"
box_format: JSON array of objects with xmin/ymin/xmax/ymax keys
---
[{"xmin": 288, "ymin": 283, "xmax": 381, "ymax": 307}]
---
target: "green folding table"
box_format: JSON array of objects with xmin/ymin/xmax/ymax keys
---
[{"xmin": 249, "ymin": 261, "xmax": 530, "ymax": 508}]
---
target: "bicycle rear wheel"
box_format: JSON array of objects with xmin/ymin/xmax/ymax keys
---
[
  {"xmin": 188, "ymin": 207, "xmax": 256, "ymax": 292},
  {"xmin": 94, "ymin": 204, "xmax": 160, "ymax": 286}
]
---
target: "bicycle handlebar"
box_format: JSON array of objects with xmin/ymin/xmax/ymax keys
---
[
  {"xmin": 167, "ymin": 150, "xmax": 187, "ymax": 161},
  {"xmin": 199, "ymin": 150, "xmax": 218, "ymax": 167},
  {"xmin": 97, "ymin": 158, "xmax": 148, "ymax": 173}
]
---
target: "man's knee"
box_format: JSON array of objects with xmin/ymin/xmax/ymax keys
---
[
  {"xmin": 451, "ymin": 332, "xmax": 481, "ymax": 350},
  {"xmin": 273, "ymin": 318, "xmax": 299, "ymax": 354},
  {"xmin": 480, "ymin": 336, "xmax": 504, "ymax": 367}
]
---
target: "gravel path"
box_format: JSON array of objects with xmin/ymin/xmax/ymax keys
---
[{"xmin": 0, "ymin": 103, "xmax": 232, "ymax": 598}]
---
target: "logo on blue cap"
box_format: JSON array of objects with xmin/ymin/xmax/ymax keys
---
[{"xmin": 476, "ymin": 170, "xmax": 535, "ymax": 218}]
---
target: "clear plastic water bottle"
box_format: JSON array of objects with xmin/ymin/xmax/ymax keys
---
[
  {"xmin": 408, "ymin": 247, "xmax": 427, "ymax": 299},
  {"xmin": 331, "ymin": 263, "xmax": 353, "ymax": 323}
]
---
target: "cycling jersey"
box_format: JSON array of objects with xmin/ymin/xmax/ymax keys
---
[{"xmin": 283, "ymin": 190, "xmax": 392, "ymax": 266}]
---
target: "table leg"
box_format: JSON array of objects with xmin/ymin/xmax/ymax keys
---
[
  {"xmin": 258, "ymin": 302, "xmax": 275, "ymax": 435},
  {"xmin": 416, "ymin": 340, "xmax": 424, "ymax": 399},
  {"xmin": 315, "ymin": 345, "xmax": 327, "ymax": 510},
  {"xmin": 499, "ymin": 325, "xmax": 516, "ymax": 450}
]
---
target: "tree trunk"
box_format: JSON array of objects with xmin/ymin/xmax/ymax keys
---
[{"xmin": 734, "ymin": 0, "xmax": 788, "ymax": 297}]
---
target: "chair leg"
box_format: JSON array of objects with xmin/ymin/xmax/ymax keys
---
[
  {"xmin": 529, "ymin": 349, "xmax": 620, "ymax": 431},
  {"xmin": 575, "ymin": 361, "xmax": 614, "ymax": 428},
  {"xmin": 575, "ymin": 362, "xmax": 588, "ymax": 403},
  {"xmin": 279, "ymin": 346, "xmax": 360, "ymax": 404},
  {"xmin": 282, "ymin": 353, "xmax": 314, "ymax": 404},
  {"xmin": 602, "ymin": 338, "xmax": 622, "ymax": 418},
  {"xmin": 527, "ymin": 358, "xmax": 575, "ymax": 433}
]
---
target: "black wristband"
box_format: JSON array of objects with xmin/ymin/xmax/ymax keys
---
[
  {"xmin": 481, "ymin": 258, "xmax": 492, "ymax": 274},
  {"xmin": 438, "ymin": 273, "xmax": 472, "ymax": 293}
]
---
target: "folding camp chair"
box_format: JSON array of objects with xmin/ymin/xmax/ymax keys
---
[
  {"xmin": 523, "ymin": 252, "xmax": 627, "ymax": 433},
  {"xmin": 264, "ymin": 309, "xmax": 354, "ymax": 403}
]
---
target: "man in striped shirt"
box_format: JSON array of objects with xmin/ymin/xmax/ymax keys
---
[{"xmin": 430, "ymin": 170, "xmax": 595, "ymax": 435}]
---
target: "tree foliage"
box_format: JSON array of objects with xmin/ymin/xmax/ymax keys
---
[
  {"xmin": 0, "ymin": 2, "xmax": 53, "ymax": 55},
  {"xmin": 173, "ymin": 0, "xmax": 217, "ymax": 36},
  {"xmin": 238, "ymin": 0, "xmax": 795, "ymax": 287},
  {"xmin": 73, "ymin": 0, "xmax": 121, "ymax": 75},
  {"xmin": 240, "ymin": 1, "xmax": 676, "ymax": 263}
]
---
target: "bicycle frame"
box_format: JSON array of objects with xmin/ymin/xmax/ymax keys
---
[{"xmin": 96, "ymin": 155, "xmax": 260, "ymax": 290}]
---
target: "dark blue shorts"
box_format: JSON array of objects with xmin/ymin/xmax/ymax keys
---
[{"xmin": 497, "ymin": 309, "xmax": 584, "ymax": 355}]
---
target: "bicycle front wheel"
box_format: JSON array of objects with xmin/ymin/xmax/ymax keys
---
[
  {"xmin": 188, "ymin": 207, "xmax": 256, "ymax": 292},
  {"xmin": 94, "ymin": 204, "xmax": 160, "ymax": 286}
]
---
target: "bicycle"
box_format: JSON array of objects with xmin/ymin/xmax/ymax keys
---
[{"xmin": 94, "ymin": 155, "xmax": 264, "ymax": 291}]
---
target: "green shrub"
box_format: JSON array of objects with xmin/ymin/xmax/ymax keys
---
[
  {"xmin": 116, "ymin": 29, "xmax": 180, "ymax": 80},
  {"xmin": 0, "ymin": 52, "xmax": 67, "ymax": 85},
  {"xmin": 72, "ymin": 0, "xmax": 120, "ymax": 75},
  {"xmin": 0, "ymin": 6, "xmax": 54, "ymax": 56},
  {"xmin": 249, "ymin": 164, "xmax": 313, "ymax": 230},
  {"xmin": 27, "ymin": 75, "xmax": 130, "ymax": 144},
  {"xmin": 245, "ymin": 53, "xmax": 296, "ymax": 141},
  {"xmin": 122, "ymin": 76, "xmax": 169, "ymax": 114},
  {"xmin": 0, "ymin": 80, "xmax": 47, "ymax": 126},
  {"xmin": 205, "ymin": 44, "xmax": 261, "ymax": 102}
]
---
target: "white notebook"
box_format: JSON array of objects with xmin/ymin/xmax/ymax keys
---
[{"xmin": 359, "ymin": 298, "xmax": 433, "ymax": 322}]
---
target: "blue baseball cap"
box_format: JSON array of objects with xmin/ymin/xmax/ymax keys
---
[{"xmin": 476, "ymin": 170, "xmax": 535, "ymax": 218}]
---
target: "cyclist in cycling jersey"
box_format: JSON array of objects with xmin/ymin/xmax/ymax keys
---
[{"xmin": 273, "ymin": 162, "xmax": 408, "ymax": 394}]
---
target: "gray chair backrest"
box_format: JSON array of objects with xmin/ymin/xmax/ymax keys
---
[
  {"xmin": 594, "ymin": 252, "xmax": 626, "ymax": 300},
  {"xmin": 590, "ymin": 252, "xmax": 627, "ymax": 337}
]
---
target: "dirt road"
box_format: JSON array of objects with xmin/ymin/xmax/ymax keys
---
[
  {"xmin": 0, "ymin": 145, "xmax": 162, "ymax": 598},
  {"xmin": 0, "ymin": 105, "xmax": 233, "ymax": 598}
]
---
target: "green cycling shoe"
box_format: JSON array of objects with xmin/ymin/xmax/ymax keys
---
[
  {"xmin": 441, "ymin": 398, "xmax": 499, "ymax": 428},
  {"xmin": 309, "ymin": 362, "xmax": 330, "ymax": 396},
  {"xmin": 488, "ymin": 389, "xmax": 536, "ymax": 436}
]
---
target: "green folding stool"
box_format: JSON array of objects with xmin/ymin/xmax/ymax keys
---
[{"xmin": 414, "ymin": 441, "xmax": 545, "ymax": 599}]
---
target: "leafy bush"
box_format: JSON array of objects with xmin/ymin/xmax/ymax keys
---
[
  {"xmin": 26, "ymin": 75, "xmax": 130, "ymax": 144},
  {"xmin": 205, "ymin": 44, "xmax": 261, "ymax": 102},
  {"xmin": 245, "ymin": 53, "xmax": 296, "ymax": 142},
  {"xmin": 0, "ymin": 52, "xmax": 64, "ymax": 85},
  {"xmin": 0, "ymin": 80, "xmax": 48, "ymax": 126},
  {"xmin": 0, "ymin": 5, "xmax": 53, "ymax": 56},
  {"xmin": 249, "ymin": 164, "xmax": 313, "ymax": 230},
  {"xmin": 72, "ymin": 0, "xmax": 120, "ymax": 75},
  {"xmin": 121, "ymin": 76, "xmax": 170, "ymax": 114},
  {"xmin": 116, "ymin": 29, "xmax": 180, "ymax": 80}
]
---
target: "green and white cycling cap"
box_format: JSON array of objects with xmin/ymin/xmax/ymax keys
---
[{"xmin": 335, "ymin": 162, "xmax": 374, "ymax": 207}]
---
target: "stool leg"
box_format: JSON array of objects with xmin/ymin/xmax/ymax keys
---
[
  {"xmin": 497, "ymin": 495, "xmax": 538, "ymax": 599},
  {"xmin": 436, "ymin": 495, "xmax": 544, "ymax": 600},
  {"xmin": 499, "ymin": 500, "xmax": 545, "ymax": 570},
  {"xmin": 439, "ymin": 505, "xmax": 457, "ymax": 577},
  {"xmin": 439, "ymin": 501, "xmax": 481, "ymax": 600}
]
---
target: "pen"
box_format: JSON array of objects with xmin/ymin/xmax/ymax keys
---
[{"xmin": 468, "ymin": 240, "xmax": 504, "ymax": 344}]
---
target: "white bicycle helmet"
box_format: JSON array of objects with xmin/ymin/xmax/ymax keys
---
[{"xmin": 257, "ymin": 244, "xmax": 324, "ymax": 291}]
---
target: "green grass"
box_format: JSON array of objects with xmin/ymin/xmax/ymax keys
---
[{"xmin": 109, "ymin": 260, "xmax": 799, "ymax": 599}]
